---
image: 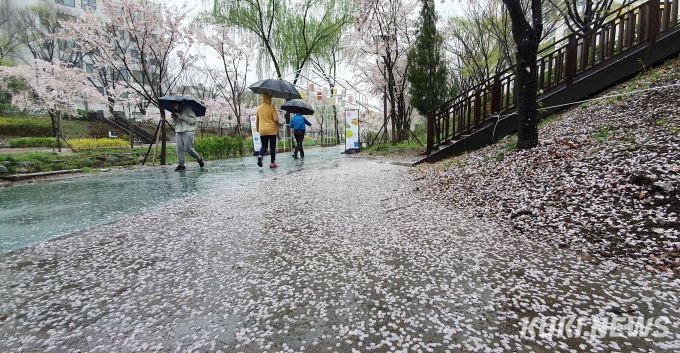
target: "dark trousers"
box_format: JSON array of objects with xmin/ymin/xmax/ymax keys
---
[
  {"xmin": 259, "ymin": 135, "xmax": 276, "ymax": 163},
  {"xmin": 293, "ymin": 130, "xmax": 305, "ymax": 157}
]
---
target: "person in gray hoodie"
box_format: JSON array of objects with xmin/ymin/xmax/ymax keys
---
[{"xmin": 171, "ymin": 101, "xmax": 204, "ymax": 171}]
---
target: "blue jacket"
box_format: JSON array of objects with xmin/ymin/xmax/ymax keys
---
[{"xmin": 289, "ymin": 114, "xmax": 312, "ymax": 131}]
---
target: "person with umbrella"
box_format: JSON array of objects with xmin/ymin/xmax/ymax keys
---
[
  {"xmin": 282, "ymin": 100, "xmax": 314, "ymax": 159},
  {"xmin": 255, "ymin": 92, "xmax": 279, "ymax": 168},
  {"xmin": 248, "ymin": 79, "xmax": 301, "ymax": 168},
  {"xmin": 170, "ymin": 101, "xmax": 204, "ymax": 171},
  {"xmin": 289, "ymin": 113, "xmax": 312, "ymax": 159}
]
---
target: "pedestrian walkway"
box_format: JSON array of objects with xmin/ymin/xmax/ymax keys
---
[
  {"xmin": 0, "ymin": 157, "xmax": 678, "ymax": 352},
  {"xmin": 0, "ymin": 146, "xmax": 344, "ymax": 254}
]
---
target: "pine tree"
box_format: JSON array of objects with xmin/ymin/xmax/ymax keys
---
[{"xmin": 406, "ymin": 0, "xmax": 449, "ymax": 116}]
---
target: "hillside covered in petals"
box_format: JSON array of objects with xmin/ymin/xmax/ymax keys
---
[{"xmin": 414, "ymin": 55, "xmax": 680, "ymax": 276}]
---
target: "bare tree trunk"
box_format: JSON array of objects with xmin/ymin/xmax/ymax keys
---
[
  {"xmin": 57, "ymin": 110, "xmax": 62, "ymax": 152},
  {"xmin": 49, "ymin": 111, "xmax": 58, "ymax": 138},
  {"xmin": 128, "ymin": 108, "xmax": 134, "ymax": 149},
  {"xmin": 333, "ymin": 104, "xmax": 339, "ymax": 144},
  {"xmin": 160, "ymin": 109, "xmax": 167, "ymax": 165},
  {"xmin": 515, "ymin": 48, "xmax": 540, "ymax": 149},
  {"xmin": 503, "ymin": 0, "xmax": 542, "ymax": 149}
]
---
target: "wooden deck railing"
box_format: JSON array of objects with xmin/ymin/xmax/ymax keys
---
[{"xmin": 426, "ymin": 0, "xmax": 679, "ymax": 154}]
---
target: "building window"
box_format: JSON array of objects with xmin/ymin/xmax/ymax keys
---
[
  {"xmin": 86, "ymin": 64, "xmax": 94, "ymax": 73},
  {"xmin": 132, "ymin": 70, "xmax": 144, "ymax": 83},
  {"xmin": 57, "ymin": 13, "xmax": 77, "ymax": 22},
  {"xmin": 130, "ymin": 49, "xmax": 140, "ymax": 60},
  {"xmin": 57, "ymin": 39, "xmax": 76, "ymax": 51},
  {"xmin": 119, "ymin": 69, "xmax": 129, "ymax": 82},
  {"xmin": 81, "ymin": 0, "xmax": 96, "ymax": 10},
  {"xmin": 56, "ymin": 0, "xmax": 76, "ymax": 7}
]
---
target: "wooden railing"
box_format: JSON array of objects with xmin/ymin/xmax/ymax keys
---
[{"xmin": 426, "ymin": 0, "xmax": 679, "ymax": 154}]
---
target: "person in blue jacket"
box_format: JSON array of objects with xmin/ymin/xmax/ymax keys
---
[{"xmin": 289, "ymin": 113, "xmax": 312, "ymax": 159}]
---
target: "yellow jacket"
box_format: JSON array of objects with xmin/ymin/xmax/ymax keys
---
[{"xmin": 256, "ymin": 92, "xmax": 279, "ymax": 136}]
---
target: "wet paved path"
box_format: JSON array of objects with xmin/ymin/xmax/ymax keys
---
[
  {"xmin": 0, "ymin": 157, "xmax": 679, "ymax": 352},
  {"xmin": 0, "ymin": 146, "xmax": 345, "ymax": 254}
]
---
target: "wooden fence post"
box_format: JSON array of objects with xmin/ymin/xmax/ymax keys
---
[
  {"xmin": 565, "ymin": 33, "xmax": 578, "ymax": 84},
  {"xmin": 649, "ymin": 0, "xmax": 661, "ymax": 43},
  {"xmin": 474, "ymin": 92, "xmax": 481, "ymax": 126},
  {"xmin": 491, "ymin": 75, "xmax": 501, "ymax": 114},
  {"xmin": 426, "ymin": 112, "xmax": 434, "ymax": 155}
]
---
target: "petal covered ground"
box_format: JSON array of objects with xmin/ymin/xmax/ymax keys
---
[
  {"xmin": 414, "ymin": 58, "xmax": 680, "ymax": 273},
  {"xmin": 0, "ymin": 158, "xmax": 679, "ymax": 352}
]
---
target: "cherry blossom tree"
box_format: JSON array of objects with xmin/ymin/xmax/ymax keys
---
[
  {"xmin": 0, "ymin": 59, "xmax": 104, "ymax": 150},
  {"xmin": 346, "ymin": 0, "xmax": 418, "ymax": 143},
  {"xmin": 61, "ymin": 0, "xmax": 196, "ymax": 165},
  {"xmin": 202, "ymin": 96, "xmax": 233, "ymax": 136},
  {"xmin": 198, "ymin": 25, "xmax": 258, "ymax": 135}
]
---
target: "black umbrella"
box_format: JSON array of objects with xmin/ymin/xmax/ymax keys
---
[
  {"xmin": 281, "ymin": 100, "xmax": 315, "ymax": 115},
  {"xmin": 248, "ymin": 79, "xmax": 301, "ymax": 101},
  {"xmin": 158, "ymin": 95, "xmax": 206, "ymax": 117}
]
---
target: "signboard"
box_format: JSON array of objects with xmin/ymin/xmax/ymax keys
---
[
  {"xmin": 345, "ymin": 109, "xmax": 359, "ymax": 150},
  {"xmin": 249, "ymin": 114, "xmax": 261, "ymax": 153}
]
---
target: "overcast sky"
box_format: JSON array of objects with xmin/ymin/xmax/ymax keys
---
[{"xmin": 167, "ymin": 0, "xmax": 462, "ymax": 106}]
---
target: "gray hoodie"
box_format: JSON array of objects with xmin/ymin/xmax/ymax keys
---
[{"xmin": 171, "ymin": 105, "xmax": 198, "ymax": 134}]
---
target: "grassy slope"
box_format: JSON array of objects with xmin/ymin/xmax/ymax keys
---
[
  {"xmin": 0, "ymin": 115, "xmax": 136, "ymax": 143},
  {"xmin": 415, "ymin": 54, "xmax": 680, "ymax": 274}
]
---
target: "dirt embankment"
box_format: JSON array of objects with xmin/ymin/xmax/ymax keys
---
[{"xmin": 414, "ymin": 56, "xmax": 680, "ymax": 276}]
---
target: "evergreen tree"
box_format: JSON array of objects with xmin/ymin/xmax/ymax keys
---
[{"xmin": 406, "ymin": 0, "xmax": 449, "ymax": 116}]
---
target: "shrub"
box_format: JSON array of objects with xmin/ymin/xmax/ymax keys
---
[
  {"xmin": 195, "ymin": 136, "xmax": 232, "ymax": 159},
  {"xmin": 0, "ymin": 116, "xmax": 53, "ymax": 136},
  {"xmin": 0, "ymin": 103, "xmax": 22, "ymax": 114},
  {"xmin": 9, "ymin": 137, "xmax": 57, "ymax": 148},
  {"xmin": 193, "ymin": 135, "xmax": 250, "ymax": 159},
  {"xmin": 69, "ymin": 138, "xmax": 129, "ymax": 150},
  {"xmin": 77, "ymin": 109, "xmax": 89, "ymax": 120},
  {"xmin": 232, "ymin": 134, "xmax": 244, "ymax": 155}
]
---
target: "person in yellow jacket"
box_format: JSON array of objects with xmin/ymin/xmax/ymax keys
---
[{"xmin": 255, "ymin": 92, "xmax": 279, "ymax": 168}]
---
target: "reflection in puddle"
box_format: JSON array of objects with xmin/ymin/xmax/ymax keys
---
[{"xmin": 0, "ymin": 146, "xmax": 344, "ymax": 254}]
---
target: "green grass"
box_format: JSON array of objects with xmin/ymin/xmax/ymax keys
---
[
  {"xmin": 361, "ymin": 138, "xmax": 425, "ymax": 156},
  {"xmin": 538, "ymin": 114, "xmax": 560, "ymax": 127},
  {"xmin": 9, "ymin": 137, "xmax": 58, "ymax": 148},
  {"xmin": 302, "ymin": 139, "xmax": 318, "ymax": 147},
  {"xmin": 0, "ymin": 148, "xmax": 144, "ymax": 174},
  {"xmin": 593, "ymin": 126, "xmax": 611, "ymax": 142},
  {"xmin": 0, "ymin": 116, "xmax": 53, "ymax": 136},
  {"xmin": 0, "ymin": 114, "xmax": 137, "ymax": 140}
]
